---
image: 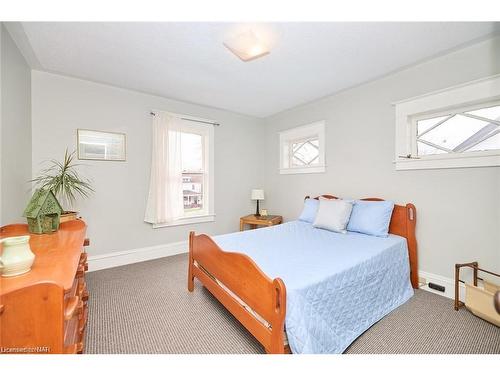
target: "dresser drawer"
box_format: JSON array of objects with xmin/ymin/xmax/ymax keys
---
[
  {"xmin": 79, "ymin": 252, "xmax": 88, "ymax": 270},
  {"xmin": 63, "ymin": 250, "xmax": 88, "ymax": 354},
  {"xmin": 79, "ymin": 303, "xmax": 88, "ymax": 335},
  {"xmin": 77, "ymin": 278, "xmax": 88, "ymax": 301},
  {"xmin": 63, "ymin": 300, "xmax": 86, "ymax": 354},
  {"xmin": 63, "ymin": 295, "xmax": 83, "ymax": 348}
]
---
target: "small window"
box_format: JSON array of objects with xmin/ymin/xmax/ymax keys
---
[
  {"xmin": 394, "ymin": 75, "xmax": 500, "ymax": 170},
  {"xmin": 415, "ymin": 104, "xmax": 500, "ymax": 157},
  {"xmin": 279, "ymin": 121, "xmax": 325, "ymax": 174}
]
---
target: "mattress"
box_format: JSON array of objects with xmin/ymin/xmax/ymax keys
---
[{"xmin": 212, "ymin": 220, "xmax": 414, "ymax": 354}]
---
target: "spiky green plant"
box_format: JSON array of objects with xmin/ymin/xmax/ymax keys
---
[{"xmin": 31, "ymin": 149, "xmax": 94, "ymax": 210}]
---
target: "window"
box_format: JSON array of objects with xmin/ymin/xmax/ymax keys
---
[
  {"xmin": 172, "ymin": 120, "xmax": 214, "ymax": 225},
  {"xmin": 279, "ymin": 121, "xmax": 326, "ymax": 174},
  {"xmin": 145, "ymin": 111, "xmax": 215, "ymax": 228},
  {"xmin": 395, "ymin": 75, "xmax": 500, "ymax": 170},
  {"xmin": 415, "ymin": 104, "xmax": 500, "ymax": 156}
]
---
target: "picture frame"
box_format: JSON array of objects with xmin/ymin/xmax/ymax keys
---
[
  {"xmin": 260, "ymin": 209, "xmax": 268, "ymax": 217},
  {"xmin": 77, "ymin": 129, "xmax": 126, "ymax": 161}
]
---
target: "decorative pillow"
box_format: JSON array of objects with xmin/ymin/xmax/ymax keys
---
[
  {"xmin": 313, "ymin": 199, "xmax": 353, "ymax": 233},
  {"xmin": 347, "ymin": 200, "xmax": 395, "ymax": 237},
  {"xmin": 298, "ymin": 198, "xmax": 319, "ymax": 223}
]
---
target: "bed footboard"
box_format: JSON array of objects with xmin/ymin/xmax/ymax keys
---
[{"xmin": 188, "ymin": 231, "xmax": 287, "ymax": 354}]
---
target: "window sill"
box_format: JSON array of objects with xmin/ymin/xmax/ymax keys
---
[
  {"xmin": 279, "ymin": 165, "xmax": 326, "ymax": 175},
  {"xmin": 152, "ymin": 214, "xmax": 215, "ymax": 228},
  {"xmin": 395, "ymin": 153, "xmax": 500, "ymax": 170}
]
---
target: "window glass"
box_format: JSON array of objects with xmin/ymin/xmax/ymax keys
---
[
  {"xmin": 182, "ymin": 172, "xmax": 203, "ymax": 213},
  {"xmin": 416, "ymin": 104, "xmax": 500, "ymax": 156},
  {"xmin": 181, "ymin": 132, "xmax": 203, "ymax": 172},
  {"xmin": 417, "ymin": 115, "xmax": 450, "ymax": 136},
  {"xmin": 466, "ymin": 105, "xmax": 500, "ymax": 121},
  {"xmin": 181, "ymin": 132, "xmax": 204, "ymax": 213},
  {"xmin": 417, "ymin": 141, "xmax": 447, "ymax": 156},
  {"xmin": 291, "ymin": 138, "xmax": 319, "ymax": 166},
  {"xmin": 467, "ymin": 131, "xmax": 500, "ymax": 152}
]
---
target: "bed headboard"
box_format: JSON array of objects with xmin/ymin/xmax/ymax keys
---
[{"xmin": 306, "ymin": 195, "xmax": 418, "ymax": 289}]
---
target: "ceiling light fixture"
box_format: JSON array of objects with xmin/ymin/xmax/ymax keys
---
[{"xmin": 223, "ymin": 30, "xmax": 270, "ymax": 62}]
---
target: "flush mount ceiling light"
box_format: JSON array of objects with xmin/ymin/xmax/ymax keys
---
[{"xmin": 223, "ymin": 30, "xmax": 270, "ymax": 62}]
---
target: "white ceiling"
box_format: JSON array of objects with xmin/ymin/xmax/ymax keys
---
[{"xmin": 15, "ymin": 22, "xmax": 500, "ymax": 117}]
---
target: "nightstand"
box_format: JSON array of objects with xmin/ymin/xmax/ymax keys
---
[{"xmin": 239, "ymin": 214, "xmax": 283, "ymax": 231}]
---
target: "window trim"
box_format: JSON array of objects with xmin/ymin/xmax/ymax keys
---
[
  {"xmin": 152, "ymin": 214, "xmax": 215, "ymax": 229},
  {"xmin": 394, "ymin": 74, "xmax": 500, "ymax": 170},
  {"xmin": 279, "ymin": 121, "xmax": 326, "ymax": 174},
  {"xmin": 152, "ymin": 111, "xmax": 215, "ymax": 228}
]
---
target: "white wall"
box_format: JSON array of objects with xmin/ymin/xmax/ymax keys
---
[
  {"xmin": 25, "ymin": 34, "xmax": 500, "ymax": 279},
  {"xmin": 0, "ymin": 24, "xmax": 32, "ymax": 224},
  {"xmin": 262, "ymin": 36, "xmax": 500, "ymax": 279},
  {"xmin": 31, "ymin": 71, "xmax": 263, "ymax": 256}
]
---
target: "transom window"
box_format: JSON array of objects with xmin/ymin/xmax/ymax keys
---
[
  {"xmin": 279, "ymin": 121, "xmax": 326, "ymax": 174},
  {"xmin": 394, "ymin": 75, "xmax": 500, "ymax": 170},
  {"xmin": 416, "ymin": 103, "xmax": 500, "ymax": 156}
]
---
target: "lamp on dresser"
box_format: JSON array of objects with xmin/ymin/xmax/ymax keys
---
[{"xmin": 251, "ymin": 189, "xmax": 265, "ymax": 217}]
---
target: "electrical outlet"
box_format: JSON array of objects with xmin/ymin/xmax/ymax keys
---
[{"xmin": 428, "ymin": 282, "xmax": 446, "ymax": 292}]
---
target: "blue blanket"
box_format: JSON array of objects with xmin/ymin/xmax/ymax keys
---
[{"xmin": 213, "ymin": 220, "xmax": 414, "ymax": 354}]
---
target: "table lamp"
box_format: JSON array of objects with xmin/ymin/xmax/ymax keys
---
[{"xmin": 251, "ymin": 189, "xmax": 265, "ymax": 217}]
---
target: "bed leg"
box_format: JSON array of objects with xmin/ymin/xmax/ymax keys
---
[
  {"xmin": 188, "ymin": 231, "xmax": 195, "ymax": 292},
  {"xmin": 188, "ymin": 270, "xmax": 194, "ymax": 292}
]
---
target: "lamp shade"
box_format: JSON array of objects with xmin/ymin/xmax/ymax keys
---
[{"xmin": 251, "ymin": 189, "xmax": 265, "ymax": 200}]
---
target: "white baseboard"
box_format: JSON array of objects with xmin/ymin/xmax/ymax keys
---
[
  {"xmin": 419, "ymin": 270, "xmax": 466, "ymax": 301},
  {"xmin": 87, "ymin": 241, "xmax": 188, "ymax": 272}
]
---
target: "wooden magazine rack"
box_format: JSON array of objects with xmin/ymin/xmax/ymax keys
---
[{"xmin": 454, "ymin": 261, "xmax": 500, "ymax": 327}]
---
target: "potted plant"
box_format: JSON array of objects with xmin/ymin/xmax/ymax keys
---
[{"xmin": 31, "ymin": 149, "xmax": 94, "ymax": 223}]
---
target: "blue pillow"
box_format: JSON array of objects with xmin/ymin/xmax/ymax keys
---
[
  {"xmin": 347, "ymin": 200, "xmax": 395, "ymax": 237},
  {"xmin": 298, "ymin": 198, "xmax": 319, "ymax": 223}
]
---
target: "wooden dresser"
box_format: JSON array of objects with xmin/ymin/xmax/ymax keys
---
[{"xmin": 0, "ymin": 220, "xmax": 89, "ymax": 354}]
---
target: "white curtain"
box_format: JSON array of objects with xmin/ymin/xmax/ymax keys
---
[{"xmin": 144, "ymin": 112, "xmax": 184, "ymax": 224}]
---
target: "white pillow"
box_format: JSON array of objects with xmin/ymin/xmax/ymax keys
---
[{"xmin": 313, "ymin": 199, "xmax": 353, "ymax": 233}]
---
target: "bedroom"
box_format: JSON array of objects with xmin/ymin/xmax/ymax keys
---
[{"xmin": 1, "ymin": 0, "xmax": 499, "ymax": 372}]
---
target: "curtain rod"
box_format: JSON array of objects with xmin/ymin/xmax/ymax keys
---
[{"xmin": 150, "ymin": 111, "xmax": 220, "ymax": 126}]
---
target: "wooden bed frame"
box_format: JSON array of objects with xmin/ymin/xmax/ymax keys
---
[{"xmin": 188, "ymin": 195, "xmax": 418, "ymax": 354}]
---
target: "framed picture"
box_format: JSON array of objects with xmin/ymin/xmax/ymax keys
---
[
  {"xmin": 77, "ymin": 129, "xmax": 126, "ymax": 161},
  {"xmin": 260, "ymin": 209, "xmax": 268, "ymax": 217}
]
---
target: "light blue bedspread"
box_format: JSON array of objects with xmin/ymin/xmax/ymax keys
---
[{"xmin": 212, "ymin": 220, "xmax": 414, "ymax": 354}]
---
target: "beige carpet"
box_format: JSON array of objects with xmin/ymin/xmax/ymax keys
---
[{"xmin": 85, "ymin": 254, "xmax": 500, "ymax": 354}]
